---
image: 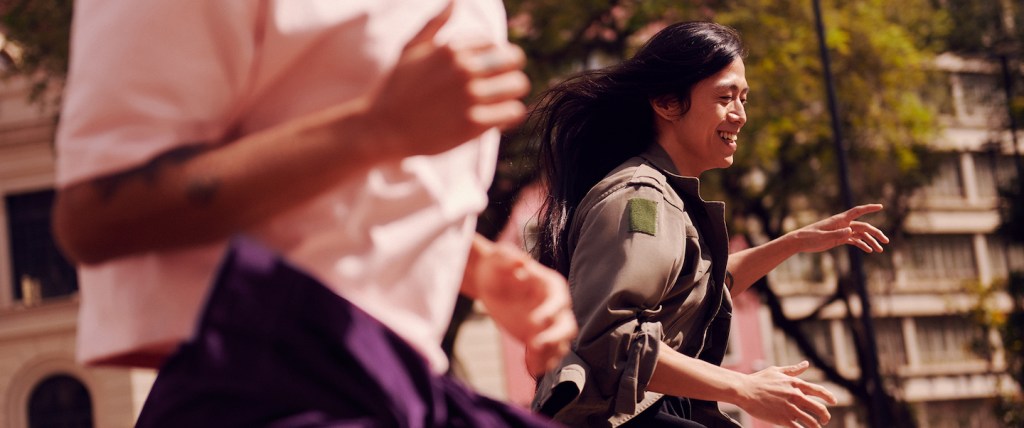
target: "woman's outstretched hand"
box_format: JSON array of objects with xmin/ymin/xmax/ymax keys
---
[
  {"xmin": 789, "ymin": 204, "xmax": 890, "ymax": 254},
  {"xmin": 736, "ymin": 361, "xmax": 838, "ymax": 428}
]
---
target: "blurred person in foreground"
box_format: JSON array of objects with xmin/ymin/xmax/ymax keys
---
[
  {"xmin": 52, "ymin": 1, "xmax": 575, "ymax": 426},
  {"xmin": 528, "ymin": 21, "xmax": 889, "ymax": 428}
]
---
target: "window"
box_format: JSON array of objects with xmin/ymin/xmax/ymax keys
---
[
  {"xmin": 28, "ymin": 374, "xmax": 94, "ymax": 428},
  {"xmin": 914, "ymin": 316, "xmax": 987, "ymax": 365},
  {"xmin": 903, "ymin": 234, "xmax": 978, "ymax": 283},
  {"xmin": 987, "ymin": 236, "xmax": 1024, "ymax": 280},
  {"xmin": 5, "ymin": 189, "xmax": 78, "ymax": 303},
  {"xmin": 919, "ymin": 154, "xmax": 964, "ymax": 200},
  {"xmin": 918, "ymin": 399, "xmax": 1000, "ymax": 428},
  {"xmin": 973, "ymin": 153, "xmax": 1018, "ymax": 199},
  {"xmin": 874, "ymin": 318, "xmax": 907, "ymax": 370},
  {"xmin": 772, "ymin": 252, "xmax": 826, "ymax": 284},
  {"xmin": 957, "ymin": 72, "xmax": 1004, "ymax": 120}
]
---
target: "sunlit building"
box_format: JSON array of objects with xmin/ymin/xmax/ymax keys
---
[{"xmin": 759, "ymin": 51, "xmax": 1023, "ymax": 428}]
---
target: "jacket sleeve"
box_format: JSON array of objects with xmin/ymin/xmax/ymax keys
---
[{"xmin": 567, "ymin": 182, "xmax": 688, "ymax": 414}]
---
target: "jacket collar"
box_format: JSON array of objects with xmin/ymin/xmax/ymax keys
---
[{"xmin": 640, "ymin": 143, "xmax": 705, "ymax": 202}]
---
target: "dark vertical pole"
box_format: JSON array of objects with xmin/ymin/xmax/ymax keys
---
[
  {"xmin": 997, "ymin": 0, "xmax": 1023, "ymax": 182},
  {"xmin": 999, "ymin": 53, "xmax": 1023, "ymax": 181},
  {"xmin": 811, "ymin": 1, "xmax": 892, "ymax": 427}
]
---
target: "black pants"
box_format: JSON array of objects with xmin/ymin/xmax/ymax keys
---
[
  {"xmin": 136, "ymin": 238, "xmax": 559, "ymax": 428},
  {"xmin": 620, "ymin": 396, "xmax": 708, "ymax": 428}
]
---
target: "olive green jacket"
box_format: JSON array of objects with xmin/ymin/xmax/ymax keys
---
[{"xmin": 532, "ymin": 144, "xmax": 739, "ymax": 427}]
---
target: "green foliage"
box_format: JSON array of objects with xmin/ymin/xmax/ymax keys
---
[
  {"xmin": 0, "ymin": 0, "xmax": 72, "ymax": 104},
  {"xmin": 504, "ymin": 0, "xmax": 705, "ymax": 99},
  {"xmin": 699, "ymin": 0, "xmax": 946, "ymax": 238},
  {"xmin": 937, "ymin": 0, "xmax": 1022, "ymax": 54}
]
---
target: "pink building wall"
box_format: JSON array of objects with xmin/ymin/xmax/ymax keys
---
[{"xmin": 495, "ymin": 183, "xmax": 546, "ymax": 407}]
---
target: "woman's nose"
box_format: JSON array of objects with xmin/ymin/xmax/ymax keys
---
[{"xmin": 728, "ymin": 103, "xmax": 746, "ymax": 125}]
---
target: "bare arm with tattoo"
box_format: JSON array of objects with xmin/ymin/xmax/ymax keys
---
[{"xmin": 54, "ymin": 4, "xmax": 530, "ymax": 265}]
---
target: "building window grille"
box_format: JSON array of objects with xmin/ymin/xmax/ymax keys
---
[
  {"xmin": 957, "ymin": 72, "xmax": 1004, "ymax": 120},
  {"xmin": 987, "ymin": 235, "xmax": 1024, "ymax": 280},
  {"xmin": 772, "ymin": 252, "xmax": 826, "ymax": 284},
  {"xmin": 5, "ymin": 189, "xmax": 78, "ymax": 303},
  {"xmin": 903, "ymin": 234, "xmax": 978, "ymax": 282},
  {"xmin": 27, "ymin": 374, "xmax": 94, "ymax": 428},
  {"xmin": 874, "ymin": 318, "xmax": 907, "ymax": 370},
  {"xmin": 914, "ymin": 316, "xmax": 987, "ymax": 365},
  {"xmin": 917, "ymin": 399, "xmax": 1000, "ymax": 428},
  {"xmin": 919, "ymin": 154, "xmax": 964, "ymax": 200},
  {"xmin": 973, "ymin": 153, "xmax": 1018, "ymax": 199}
]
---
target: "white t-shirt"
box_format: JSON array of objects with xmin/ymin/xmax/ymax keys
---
[{"xmin": 57, "ymin": 0, "xmax": 507, "ymax": 373}]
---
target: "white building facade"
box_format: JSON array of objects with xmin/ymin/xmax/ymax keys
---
[{"xmin": 764, "ymin": 52, "xmax": 1023, "ymax": 428}]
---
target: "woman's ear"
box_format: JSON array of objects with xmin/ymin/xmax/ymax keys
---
[{"xmin": 649, "ymin": 96, "xmax": 680, "ymax": 121}]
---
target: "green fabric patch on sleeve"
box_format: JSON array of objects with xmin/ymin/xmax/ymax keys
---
[{"xmin": 627, "ymin": 198, "xmax": 657, "ymax": 236}]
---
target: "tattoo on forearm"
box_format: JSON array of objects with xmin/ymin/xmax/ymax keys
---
[
  {"xmin": 92, "ymin": 143, "xmax": 221, "ymax": 206},
  {"xmin": 186, "ymin": 176, "xmax": 220, "ymax": 206}
]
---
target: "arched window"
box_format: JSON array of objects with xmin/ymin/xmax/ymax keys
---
[{"xmin": 27, "ymin": 374, "xmax": 94, "ymax": 428}]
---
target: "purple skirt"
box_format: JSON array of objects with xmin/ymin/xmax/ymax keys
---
[{"xmin": 136, "ymin": 238, "xmax": 560, "ymax": 428}]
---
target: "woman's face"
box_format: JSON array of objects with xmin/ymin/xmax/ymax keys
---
[{"xmin": 659, "ymin": 58, "xmax": 748, "ymax": 177}]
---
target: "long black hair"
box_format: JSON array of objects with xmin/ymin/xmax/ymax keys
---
[{"xmin": 531, "ymin": 21, "xmax": 746, "ymax": 274}]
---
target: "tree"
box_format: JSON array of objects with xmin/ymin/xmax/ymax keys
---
[{"xmin": 0, "ymin": 0, "xmax": 72, "ymax": 106}]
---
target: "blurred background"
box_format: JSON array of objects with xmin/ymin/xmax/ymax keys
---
[{"xmin": 0, "ymin": 1, "xmax": 1021, "ymax": 427}]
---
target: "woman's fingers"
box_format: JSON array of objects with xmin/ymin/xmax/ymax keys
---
[
  {"xmin": 527, "ymin": 310, "xmax": 576, "ymax": 375},
  {"xmin": 779, "ymin": 360, "xmax": 811, "ymax": 376},
  {"xmin": 795, "ymin": 378, "xmax": 838, "ymax": 405},
  {"xmin": 842, "ymin": 204, "xmax": 883, "ymax": 222},
  {"xmin": 848, "ymin": 221, "xmax": 889, "ymax": 253}
]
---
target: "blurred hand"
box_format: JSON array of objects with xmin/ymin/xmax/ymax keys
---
[
  {"xmin": 789, "ymin": 204, "xmax": 890, "ymax": 254},
  {"xmin": 366, "ymin": 1, "xmax": 530, "ymax": 159},
  {"xmin": 462, "ymin": 235, "xmax": 577, "ymax": 376},
  {"xmin": 737, "ymin": 361, "xmax": 838, "ymax": 428}
]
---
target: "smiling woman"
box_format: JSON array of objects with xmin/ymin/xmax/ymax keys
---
[
  {"xmin": 527, "ymin": 21, "xmax": 889, "ymax": 428},
  {"xmin": 651, "ymin": 58, "xmax": 748, "ymax": 177}
]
